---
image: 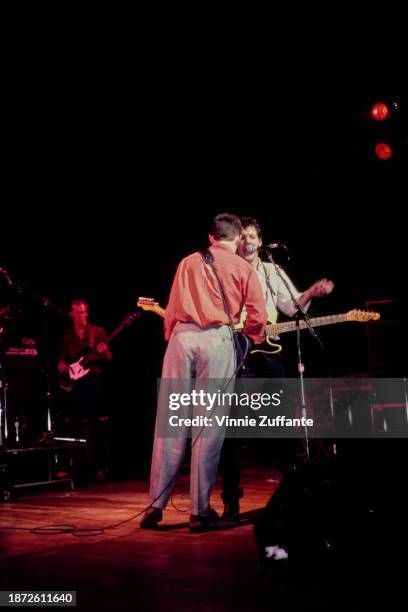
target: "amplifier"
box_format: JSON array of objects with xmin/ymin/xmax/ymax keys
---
[{"xmin": 5, "ymin": 347, "xmax": 38, "ymax": 356}]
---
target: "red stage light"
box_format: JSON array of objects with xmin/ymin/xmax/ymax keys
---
[
  {"xmin": 370, "ymin": 102, "xmax": 390, "ymax": 121},
  {"xmin": 375, "ymin": 142, "xmax": 393, "ymax": 160}
]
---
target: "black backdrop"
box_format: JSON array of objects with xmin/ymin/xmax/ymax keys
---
[{"xmin": 1, "ymin": 83, "xmax": 406, "ymax": 475}]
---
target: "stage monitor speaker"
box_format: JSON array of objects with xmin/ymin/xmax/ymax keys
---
[{"xmin": 254, "ymin": 459, "xmax": 385, "ymax": 568}]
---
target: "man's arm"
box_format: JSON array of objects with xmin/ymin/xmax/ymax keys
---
[
  {"xmin": 93, "ymin": 327, "xmax": 112, "ymax": 362},
  {"xmin": 298, "ymin": 278, "xmax": 335, "ymax": 309},
  {"xmin": 276, "ymin": 268, "xmax": 334, "ymax": 317}
]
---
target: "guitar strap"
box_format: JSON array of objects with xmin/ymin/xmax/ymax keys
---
[
  {"xmin": 200, "ymin": 250, "xmax": 234, "ymax": 325},
  {"xmin": 260, "ymin": 262, "xmax": 277, "ymax": 301}
]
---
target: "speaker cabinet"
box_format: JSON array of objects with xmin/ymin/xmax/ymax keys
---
[{"xmin": 2, "ymin": 354, "xmax": 43, "ymax": 446}]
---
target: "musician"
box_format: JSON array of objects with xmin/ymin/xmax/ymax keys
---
[
  {"xmin": 57, "ymin": 300, "xmax": 112, "ymax": 482},
  {"xmin": 237, "ymin": 217, "xmax": 334, "ymax": 375},
  {"xmin": 140, "ymin": 213, "xmax": 266, "ymax": 531},
  {"xmin": 220, "ymin": 216, "xmax": 334, "ymax": 523}
]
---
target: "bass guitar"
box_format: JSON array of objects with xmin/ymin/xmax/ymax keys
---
[{"xmin": 59, "ymin": 311, "xmax": 140, "ymax": 392}]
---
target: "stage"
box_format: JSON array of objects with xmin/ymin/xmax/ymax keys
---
[{"xmin": 1, "ymin": 465, "xmax": 403, "ymax": 611}]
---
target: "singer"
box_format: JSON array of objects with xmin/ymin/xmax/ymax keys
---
[
  {"xmin": 238, "ymin": 218, "xmax": 334, "ymax": 325},
  {"xmin": 219, "ymin": 216, "xmax": 335, "ymax": 524}
]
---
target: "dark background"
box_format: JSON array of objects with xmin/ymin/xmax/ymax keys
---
[{"xmin": 1, "ymin": 59, "xmax": 406, "ymax": 476}]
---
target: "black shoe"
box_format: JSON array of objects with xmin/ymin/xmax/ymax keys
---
[
  {"xmin": 222, "ymin": 500, "xmax": 240, "ymax": 526},
  {"xmin": 140, "ymin": 507, "xmax": 163, "ymax": 529},
  {"xmin": 189, "ymin": 509, "xmax": 228, "ymax": 533}
]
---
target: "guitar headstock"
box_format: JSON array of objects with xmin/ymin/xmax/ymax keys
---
[
  {"xmin": 137, "ymin": 297, "xmax": 166, "ymax": 318},
  {"xmin": 346, "ymin": 309, "xmax": 381, "ymax": 322},
  {"xmin": 122, "ymin": 311, "xmax": 141, "ymax": 326}
]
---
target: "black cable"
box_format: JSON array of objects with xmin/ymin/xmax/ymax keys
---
[
  {"xmin": 0, "ymin": 465, "xmax": 275, "ymax": 537},
  {"xmin": 0, "ymin": 506, "xmax": 152, "ymax": 536}
]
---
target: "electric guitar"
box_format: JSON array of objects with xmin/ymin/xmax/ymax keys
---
[
  {"xmin": 249, "ymin": 308, "xmax": 381, "ymax": 354},
  {"xmin": 59, "ymin": 311, "xmax": 140, "ymax": 392},
  {"xmin": 137, "ymin": 297, "xmax": 380, "ymax": 355}
]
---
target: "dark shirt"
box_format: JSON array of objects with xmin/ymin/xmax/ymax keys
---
[{"xmin": 59, "ymin": 324, "xmax": 111, "ymax": 376}]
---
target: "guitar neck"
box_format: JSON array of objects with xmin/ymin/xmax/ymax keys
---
[
  {"xmin": 136, "ymin": 299, "xmax": 378, "ymax": 341},
  {"xmin": 82, "ymin": 323, "xmax": 127, "ymax": 363},
  {"xmin": 107, "ymin": 324, "xmax": 126, "ymax": 343},
  {"xmin": 104, "ymin": 311, "xmax": 139, "ymax": 343},
  {"xmin": 266, "ymin": 313, "xmax": 350, "ymax": 336}
]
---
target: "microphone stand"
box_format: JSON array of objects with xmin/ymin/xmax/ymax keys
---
[
  {"xmin": 0, "ymin": 266, "xmax": 68, "ymax": 447},
  {"xmin": 0, "ymin": 331, "xmax": 9, "ymax": 448},
  {"xmin": 263, "ymin": 249, "xmax": 325, "ymax": 462}
]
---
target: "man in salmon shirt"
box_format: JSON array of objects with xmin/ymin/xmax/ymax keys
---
[{"xmin": 140, "ymin": 213, "xmax": 267, "ymax": 532}]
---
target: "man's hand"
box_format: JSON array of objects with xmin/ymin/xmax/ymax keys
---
[
  {"xmin": 308, "ymin": 278, "xmax": 335, "ymax": 298},
  {"xmin": 58, "ymin": 360, "xmax": 69, "ymax": 374},
  {"xmin": 96, "ymin": 342, "xmax": 109, "ymax": 354}
]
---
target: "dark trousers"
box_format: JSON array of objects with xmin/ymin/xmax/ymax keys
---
[
  {"xmin": 220, "ymin": 352, "xmax": 292, "ymax": 504},
  {"xmin": 58, "ymin": 376, "xmax": 106, "ymax": 480}
]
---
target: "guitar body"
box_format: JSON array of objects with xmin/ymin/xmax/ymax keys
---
[
  {"xmin": 234, "ymin": 333, "xmax": 282, "ymax": 360},
  {"xmin": 68, "ymin": 357, "xmax": 91, "ymax": 381},
  {"xmin": 251, "ymin": 336, "xmax": 282, "ymax": 355},
  {"xmin": 59, "ymin": 354, "xmax": 92, "ymax": 393}
]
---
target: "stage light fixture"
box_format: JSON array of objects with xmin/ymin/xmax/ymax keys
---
[
  {"xmin": 370, "ymin": 102, "xmax": 390, "ymax": 121},
  {"xmin": 374, "ymin": 142, "xmax": 393, "ymax": 160}
]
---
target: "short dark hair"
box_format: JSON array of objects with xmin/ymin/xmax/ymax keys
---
[
  {"xmin": 240, "ymin": 216, "xmax": 262, "ymax": 240},
  {"xmin": 210, "ymin": 213, "xmax": 242, "ymax": 241},
  {"xmin": 71, "ymin": 300, "xmax": 89, "ymax": 315}
]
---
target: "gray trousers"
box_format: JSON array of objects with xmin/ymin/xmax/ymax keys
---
[{"xmin": 148, "ymin": 322, "xmax": 237, "ymax": 515}]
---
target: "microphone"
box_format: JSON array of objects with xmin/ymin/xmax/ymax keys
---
[
  {"xmin": 244, "ymin": 243, "xmax": 280, "ymax": 254},
  {"xmin": 0, "ymin": 267, "xmax": 13, "ymax": 286}
]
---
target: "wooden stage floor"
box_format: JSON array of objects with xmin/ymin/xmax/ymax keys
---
[{"xmin": 0, "ymin": 468, "xmax": 397, "ymax": 611}]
